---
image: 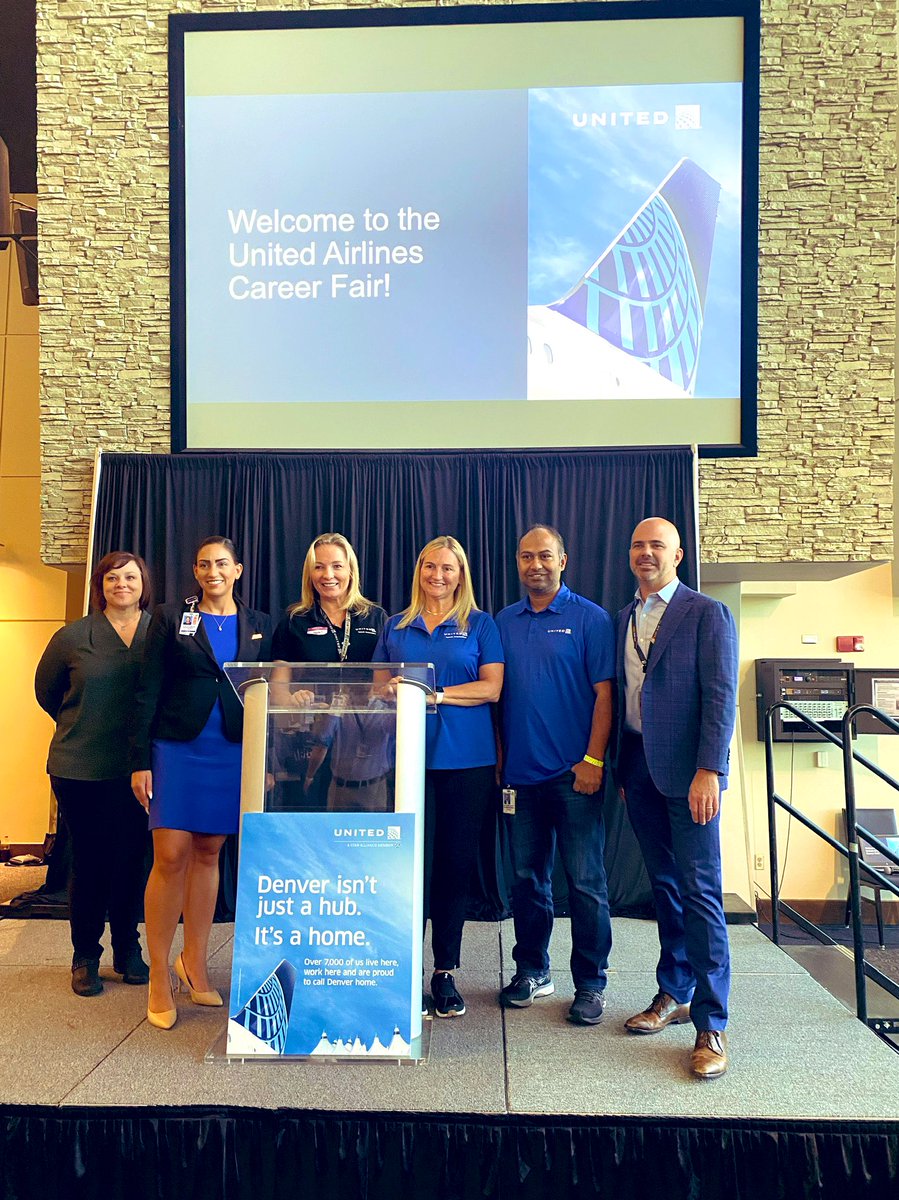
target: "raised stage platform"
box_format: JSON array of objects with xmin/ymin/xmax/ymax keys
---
[{"xmin": 1, "ymin": 916, "xmax": 897, "ymax": 1199}]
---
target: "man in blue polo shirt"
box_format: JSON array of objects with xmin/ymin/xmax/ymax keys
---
[{"xmin": 496, "ymin": 525, "xmax": 615, "ymax": 1025}]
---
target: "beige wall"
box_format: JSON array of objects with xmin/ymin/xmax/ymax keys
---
[
  {"xmin": 34, "ymin": 0, "xmax": 896, "ymax": 566},
  {"xmin": 725, "ymin": 566, "xmax": 899, "ymax": 905},
  {"xmin": 0, "ymin": 199, "xmax": 67, "ymax": 846}
]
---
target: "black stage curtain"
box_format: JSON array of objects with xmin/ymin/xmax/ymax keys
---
[
  {"xmin": 2, "ymin": 1107, "xmax": 897, "ymax": 1200},
  {"xmin": 93, "ymin": 447, "xmax": 698, "ymax": 920}
]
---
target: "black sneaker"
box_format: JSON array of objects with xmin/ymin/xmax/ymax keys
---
[
  {"xmin": 431, "ymin": 971, "xmax": 465, "ymax": 1018},
  {"xmin": 499, "ymin": 971, "xmax": 554, "ymax": 1008},
  {"xmin": 113, "ymin": 947, "xmax": 149, "ymax": 985},
  {"xmin": 568, "ymin": 988, "xmax": 606, "ymax": 1025},
  {"xmin": 71, "ymin": 959, "xmax": 103, "ymax": 997}
]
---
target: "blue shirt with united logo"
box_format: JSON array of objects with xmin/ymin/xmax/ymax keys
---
[
  {"xmin": 374, "ymin": 609, "xmax": 503, "ymax": 770},
  {"xmin": 496, "ymin": 584, "xmax": 614, "ymax": 786}
]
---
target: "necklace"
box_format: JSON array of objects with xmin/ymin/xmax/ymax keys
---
[
  {"xmin": 202, "ymin": 611, "xmax": 234, "ymax": 634},
  {"xmin": 106, "ymin": 612, "xmax": 139, "ymax": 631}
]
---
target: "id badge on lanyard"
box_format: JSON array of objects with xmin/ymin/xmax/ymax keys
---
[{"xmin": 179, "ymin": 595, "xmax": 200, "ymax": 636}]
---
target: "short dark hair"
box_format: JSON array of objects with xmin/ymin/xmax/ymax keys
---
[
  {"xmin": 519, "ymin": 524, "xmax": 566, "ymax": 557},
  {"xmin": 194, "ymin": 535, "xmax": 240, "ymax": 563},
  {"xmin": 89, "ymin": 552, "xmax": 152, "ymax": 612}
]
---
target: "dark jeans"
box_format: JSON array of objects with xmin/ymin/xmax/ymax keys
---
[
  {"xmin": 617, "ymin": 732, "xmax": 730, "ymax": 1031},
  {"xmin": 424, "ymin": 765, "xmax": 495, "ymax": 970},
  {"xmin": 506, "ymin": 772, "xmax": 612, "ymax": 990},
  {"xmin": 51, "ymin": 776, "xmax": 150, "ymax": 966}
]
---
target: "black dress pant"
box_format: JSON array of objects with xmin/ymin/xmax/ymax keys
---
[
  {"xmin": 423, "ymin": 765, "xmax": 495, "ymax": 970},
  {"xmin": 50, "ymin": 776, "xmax": 149, "ymax": 965}
]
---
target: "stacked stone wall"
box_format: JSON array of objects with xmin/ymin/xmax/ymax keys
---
[{"xmin": 37, "ymin": 0, "xmax": 896, "ymax": 563}]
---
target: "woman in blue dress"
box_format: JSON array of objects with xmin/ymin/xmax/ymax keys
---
[
  {"xmin": 131, "ymin": 537, "xmax": 272, "ymax": 1029},
  {"xmin": 374, "ymin": 536, "xmax": 504, "ymax": 1018}
]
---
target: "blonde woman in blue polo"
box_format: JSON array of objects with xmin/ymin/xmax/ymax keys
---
[{"xmin": 375, "ymin": 536, "xmax": 504, "ymax": 1018}]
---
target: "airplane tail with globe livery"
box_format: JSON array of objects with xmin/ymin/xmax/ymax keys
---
[{"xmin": 527, "ymin": 158, "xmax": 722, "ymax": 401}]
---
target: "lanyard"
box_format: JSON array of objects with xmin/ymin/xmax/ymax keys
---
[
  {"xmin": 630, "ymin": 599, "xmax": 666, "ymax": 674},
  {"xmin": 322, "ymin": 608, "xmax": 351, "ymax": 661}
]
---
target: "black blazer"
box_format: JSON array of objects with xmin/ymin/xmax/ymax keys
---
[{"xmin": 130, "ymin": 599, "xmax": 272, "ymax": 771}]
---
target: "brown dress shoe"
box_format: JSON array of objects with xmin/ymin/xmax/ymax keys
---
[
  {"xmin": 691, "ymin": 1029, "xmax": 728, "ymax": 1079},
  {"xmin": 624, "ymin": 991, "xmax": 691, "ymax": 1034}
]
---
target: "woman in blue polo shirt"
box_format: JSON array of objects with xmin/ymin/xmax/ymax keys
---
[{"xmin": 374, "ymin": 535, "xmax": 503, "ymax": 1018}]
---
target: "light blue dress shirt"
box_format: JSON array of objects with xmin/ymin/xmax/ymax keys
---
[{"xmin": 623, "ymin": 577, "xmax": 681, "ymax": 733}]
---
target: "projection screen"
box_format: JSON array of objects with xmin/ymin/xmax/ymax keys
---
[{"xmin": 169, "ymin": 1, "xmax": 759, "ymax": 456}]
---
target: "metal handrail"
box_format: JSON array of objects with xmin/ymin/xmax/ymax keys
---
[
  {"xmin": 841, "ymin": 704, "xmax": 899, "ymax": 1022},
  {"xmin": 764, "ymin": 701, "xmax": 899, "ymax": 1034}
]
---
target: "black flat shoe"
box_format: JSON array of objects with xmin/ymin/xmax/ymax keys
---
[
  {"xmin": 71, "ymin": 960, "xmax": 103, "ymax": 997},
  {"xmin": 113, "ymin": 947, "xmax": 149, "ymax": 985}
]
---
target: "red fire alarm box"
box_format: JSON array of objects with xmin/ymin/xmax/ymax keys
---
[{"xmin": 836, "ymin": 636, "xmax": 864, "ymax": 653}]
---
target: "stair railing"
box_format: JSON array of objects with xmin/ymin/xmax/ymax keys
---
[{"xmin": 764, "ymin": 701, "xmax": 899, "ymax": 1037}]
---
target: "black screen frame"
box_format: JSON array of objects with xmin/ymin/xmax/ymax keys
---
[{"xmin": 169, "ymin": 0, "xmax": 760, "ymax": 458}]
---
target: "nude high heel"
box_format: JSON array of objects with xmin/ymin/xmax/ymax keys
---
[
  {"xmin": 174, "ymin": 952, "xmax": 223, "ymax": 1007},
  {"xmin": 147, "ymin": 977, "xmax": 177, "ymax": 1030}
]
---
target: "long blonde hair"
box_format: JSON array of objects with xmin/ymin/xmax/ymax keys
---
[
  {"xmin": 397, "ymin": 535, "xmax": 478, "ymax": 633},
  {"xmin": 288, "ymin": 533, "xmax": 375, "ymax": 617}
]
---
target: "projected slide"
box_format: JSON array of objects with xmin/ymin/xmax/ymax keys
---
[{"xmin": 173, "ymin": 9, "xmax": 757, "ymax": 451}]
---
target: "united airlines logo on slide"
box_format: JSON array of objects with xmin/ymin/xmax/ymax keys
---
[
  {"xmin": 572, "ymin": 105, "xmax": 701, "ymax": 130},
  {"xmin": 387, "ymin": 826, "xmax": 401, "ymax": 841},
  {"xmin": 675, "ymin": 104, "xmax": 702, "ymax": 130}
]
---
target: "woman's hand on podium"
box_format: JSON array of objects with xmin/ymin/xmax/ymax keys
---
[
  {"xmin": 376, "ymin": 676, "xmax": 402, "ymax": 703},
  {"xmin": 289, "ymin": 688, "xmax": 316, "ymax": 708},
  {"xmin": 131, "ymin": 769, "xmax": 153, "ymax": 811}
]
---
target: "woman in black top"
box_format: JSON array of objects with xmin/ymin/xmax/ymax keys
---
[
  {"xmin": 35, "ymin": 551, "xmax": 153, "ymax": 998},
  {"xmin": 272, "ymin": 532, "xmax": 385, "ymax": 664},
  {"xmin": 271, "ymin": 533, "xmax": 386, "ymax": 807}
]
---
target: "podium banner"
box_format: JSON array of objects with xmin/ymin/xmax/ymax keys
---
[{"xmin": 228, "ymin": 810, "xmax": 419, "ymax": 1058}]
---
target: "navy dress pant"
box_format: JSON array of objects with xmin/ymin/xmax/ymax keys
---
[{"xmin": 618, "ymin": 732, "xmax": 730, "ymax": 1031}]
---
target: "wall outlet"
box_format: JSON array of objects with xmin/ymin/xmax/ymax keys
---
[{"xmin": 754, "ymin": 854, "xmax": 765, "ymax": 872}]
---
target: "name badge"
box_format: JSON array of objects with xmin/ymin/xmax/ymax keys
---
[
  {"xmin": 307, "ymin": 626, "xmax": 329, "ymax": 636},
  {"xmin": 179, "ymin": 611, "xmax": 200, "ymax": 637}
]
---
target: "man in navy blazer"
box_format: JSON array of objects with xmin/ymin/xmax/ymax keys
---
[{"xmin": 614, "ymin": 517, "xmax": 738, "ymax": 1079}]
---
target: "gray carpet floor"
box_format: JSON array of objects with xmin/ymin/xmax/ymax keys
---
[
  {"xmin": 870, "ymin": 948, "xmax": 899, "ymax": 979},
  {"xmin": 0, "ymin": 914, "xmax": 896, "ymax": 1119},
  {"xmin": 0, "ymin": 864, "xmax": 49, "ymax": 904}
]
